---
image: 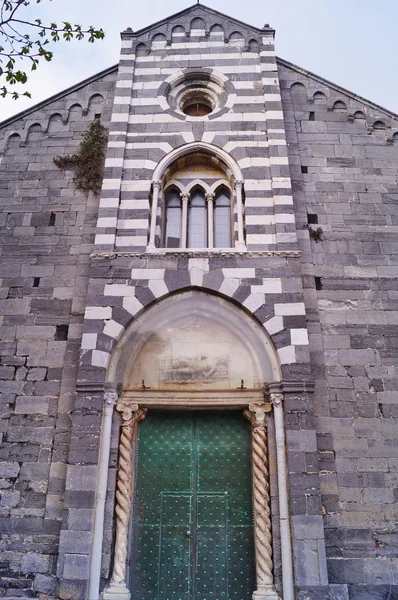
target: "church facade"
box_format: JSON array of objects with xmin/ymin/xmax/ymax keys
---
[{"xmin": 0, "ymin": 5, "xmax": 397, "ymax": 600}]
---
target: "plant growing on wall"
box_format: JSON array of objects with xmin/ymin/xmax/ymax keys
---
[
  {"xmin": 54, "ymin": 118, "xmax": 107, "ymax": 194},
  {"xmin": 303, "ymin": 223, "xmax": 323, "ymax": 242}
]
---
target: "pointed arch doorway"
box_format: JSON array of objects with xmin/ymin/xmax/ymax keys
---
[{"xmin": 101, "ymin": 291, "xmax": 289, "ymax": 600}]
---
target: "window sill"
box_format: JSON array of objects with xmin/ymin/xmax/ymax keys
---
[{"xmin": 147, "ymin": 246, "xmax": 246, "ymax": 254}]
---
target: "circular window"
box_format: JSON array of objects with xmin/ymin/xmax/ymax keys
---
[
  {"xmin": 161, "ymin": 70, "xmax": 234, "ymax": 119},
  {"xmin": 180, "ymin": 88, "xmax": 215, "ymax": 116}
]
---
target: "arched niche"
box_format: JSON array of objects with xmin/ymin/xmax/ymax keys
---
[{"xmin": 107, "ymin": 291, "xmax": 281, "ymax": 391}]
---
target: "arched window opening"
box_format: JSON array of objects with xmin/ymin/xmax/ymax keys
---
[
  {"xmin": 214, "ymin": 186, "xmax": 232, "ymax": 248},
  {"xmin": 165, "ymin": 189, "xmax": 182, "ymax": 248},
  {"xmin": 149, "ymin": 146, "xmax": 246, "ymax": 251},
  {"xmin": 188, "ymin": 187, "xmax": 207, "ymax": 248}
]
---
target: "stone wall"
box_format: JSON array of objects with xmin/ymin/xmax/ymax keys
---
[
  {"xmin": 279, "ymin": 59, "xmax": 398, "ymax": 598},
  {"xmin": 0, "ymin": 68, "xmax": 117, "ymax": 599},
  {"xmin": 0, "ymin": 6, "xmax": 397, "ymax": 600},
  {"xmin": 57, "ymin": 8, "xmax": 328, "ymax": 598}
]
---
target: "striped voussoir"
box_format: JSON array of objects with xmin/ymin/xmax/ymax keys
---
[{"xmin": 82, "ymin": 263, "xmax": 309, "ymax": 372}]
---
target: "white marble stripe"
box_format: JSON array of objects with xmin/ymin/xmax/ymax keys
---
[
  {"xmin": 116, "ymin": 80, "xmax": 134, "ymax": 88},
  {"xmin": 270, "ymin": 157, "xmax": 289, "ymax": 165},
  {"xmin": 274, "ymin": 196, "xmax": 294, "ymax": 205},
  {"xmin": 102, "ymin": 179, "xmax": 121, "ymax": 190},
  {"xmin": 120, "ymin": 199, "xmax": 150, "ymax": 209},
  {"xmin": 265, "ymin": 111, "xmax": 284, "ymax": 119},
  {"xmin": 260, "ymin": 64, "xmax": 279, "ymax": 72},
  {"xmin": 275, "ymin": 213, "xmax": 295, "ymax": 223},
  {"xmin": 131, "ymin": 268, "xmax": 165, "ymax": 279},
  {"xmin": 169, "ymin": 41, "xmax": 235, "ymax": 49},
  {"xmin": 238, "ymin": 157, "xmax": 289, "ymax": 168},
  {"xmin": 120, "ymin": 182, "xmax": 151, "ymax": 192},
  {"xmin": 117, "ymin": 219, "xmax": 148, "ymax": 229},
  {"xmin": 95, "ymin": 234, "xmax": 115, "ymax": 245},
  {"xmin": 123, "ymin": 159, "xmax": 157, "ymax": 169},
  {"xmin": 130, "ymin": 97, "xmax": 160, "ymax": 106},
  {"xmin": 132, "ymin": 81, "xmax": 162, "ymax": 90},
  {"xmin": 99, "ymin": 199, "xmax": 119, "ymax": 208},
  {"xmin": 272, "ymin": 178, "xmax": 292, "ymax": 188},
  {"xmin": 239, "ymin": 157, "xmax": 270, "ymax": 168},
  {"xmin": 134, "ymin": 65, "xmax": 261, "ymax": 75},
  {"xmin": 112, "ymin": 97, "xmax": 132, "ymax": 105},
  {"xmin": 97, "ymin": 217, "xmax": 117, "ymax": 228},
  {"xmin": 115, "ymin": 236, "xmax": 147, "ymax": 246},
  {"xmin": 246, "ymin": 215, "xmax": 275, "ymax": 225},
  {"xmin": 109, "ymin": 131, "xmax": 284, "ymax": 144},
  {"xmin": 135, "ymin": 52, "xmax": 260, "ymax": 62},
  {"xmin": 244, "ymin": 180, "xmax": 272, "ymax": 191},
  {"xmin": 245, "ymin": 198, "xmax": 274, "ymax": 208},
  {"xmin": 234, "ymin": 96, "xmax": 265, "ymax": 104},
  {"xmin": 105, "ymin": 158, "xmax": 123, "ymax": 167},
  {"xmin": 125, "ymin": 142, "xmax": 173, "ymax": 151},
  {"xmin": 127, "ymin": 113, "xmax": 269, "ymax": 124},
  {"xmin": 246, "ymin": 234, "xmax": 276, "ymax": 244},
  {"xmin": 111, "ymin": 113, "xmax": 129, "ymax": 122},
  {"xmin": 269, "ymin": 139, "xmax": 287, "ymax": 145},
  {"xmin": 275, "ymin": 303, "xmax": 306, "ymax": 316},
  {"xmin": 224, "ymin": 141, "xmax": 270, "ymax": 151}
]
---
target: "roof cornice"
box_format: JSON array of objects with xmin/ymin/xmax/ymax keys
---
[
  {"xmin": 277, "ymin": 56, "xmax": 398, "ymax": 121},
  {"xmin": 0, "ymin": 64, "xmax": 118, "ymax": 130}
]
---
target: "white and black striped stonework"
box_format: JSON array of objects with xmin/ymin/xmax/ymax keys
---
[{"xmin": 94, "ymin": 4, "xmax": 297, "ymax": 254}]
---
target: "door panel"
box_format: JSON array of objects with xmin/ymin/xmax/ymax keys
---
[
  {"xmin": 159, "ymin": 493, "xmax": 192, "ymax": 599},
  {"xmin": 130, "ymin": 411, "xmax": 254, "ymax": 600},
  {"xmin": 196, "ymin": 493, "xmax": 228, "ymax": 599}
]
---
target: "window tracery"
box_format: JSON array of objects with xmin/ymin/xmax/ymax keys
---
[
  {"xmin": 148, "ymin": 146, "xmax": 246, "ymax": 252},
  {"xmin": 162, "ymin": 183, "xmax": 233, "ymax": 249}
]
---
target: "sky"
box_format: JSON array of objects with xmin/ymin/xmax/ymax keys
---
[{"xmin": 1, "ymin": 0, "xmax": 398, "ymax": 121}]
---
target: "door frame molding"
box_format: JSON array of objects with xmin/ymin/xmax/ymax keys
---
[{"xmin": 102, "ymin": 389, "xmax": 289, "ymax": 600}]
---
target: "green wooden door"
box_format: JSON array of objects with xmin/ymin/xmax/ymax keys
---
[{"xmin": 130, "ymin": 411, "xmax": 255, "ymax": 600}]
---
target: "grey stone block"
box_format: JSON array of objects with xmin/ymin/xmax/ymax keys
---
[
  {"xmin": 347, "ymin": 585, "xmax": 398, "ymax": 599},
  {"xmin": 34, "ymin": 573, "xmax": 57, "ymax": 594},
  {"xmin": 21, "ymin": 553, "xmax": 49, "ymax": 574},
  {"xmin": 328, "ymin": 559, "xmax": 365, "ymax": 584},
  {"xmin": 62, "ymin": 553, "xmax": 89, "ymax": 580},
  {"xmin": 0, "ymin": 461, "xmax": 20, "ymax": 478}
]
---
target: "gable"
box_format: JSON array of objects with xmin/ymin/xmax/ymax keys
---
[{"xmin": 124, "ymin": 3, "xmax": 272, "ymax": 45}]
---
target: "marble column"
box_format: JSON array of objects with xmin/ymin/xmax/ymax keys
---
[
  {"xmin": 244, "ymin": 403, "xmax": 281, "ymax": 600},
  {"xmin": 147, "ymin": 180, "xmax": 162, "ymax": 250},
  {"xmin": 103, "ymin": 404, "xmax": 147, "ymax": 600}
]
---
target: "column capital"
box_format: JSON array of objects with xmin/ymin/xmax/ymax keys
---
[
  {"xmin": 270, "ymin": 393, "xmax": 283, "ymax": 408},
  {"xmin": 205, "ymin": 192, "xmax": 215, "ymax": 201},
  {"xmin": 104, "ymin": 390, "xmax": 118, "ymax": 407},
  {"xmin": 243, "ymin": 402, "xmax": 272, "ymax": 429},
  {"xmin": 104, "ymin": 384, "xmax": 119, "ymax": 409},
  {"xmin": 180, "ymin": 192, "xmax": 190, "ymax": 202},
  {"xmin": 152, "ymin": 180, "xmax": 162, "ymax": 189},
  {"xmin": 116, "ymin": 401, "xmax": 147, "ymax": 426},
  {"xmin": 234, "ymin": 179, "xmax": 244, "ymax": 189}
]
